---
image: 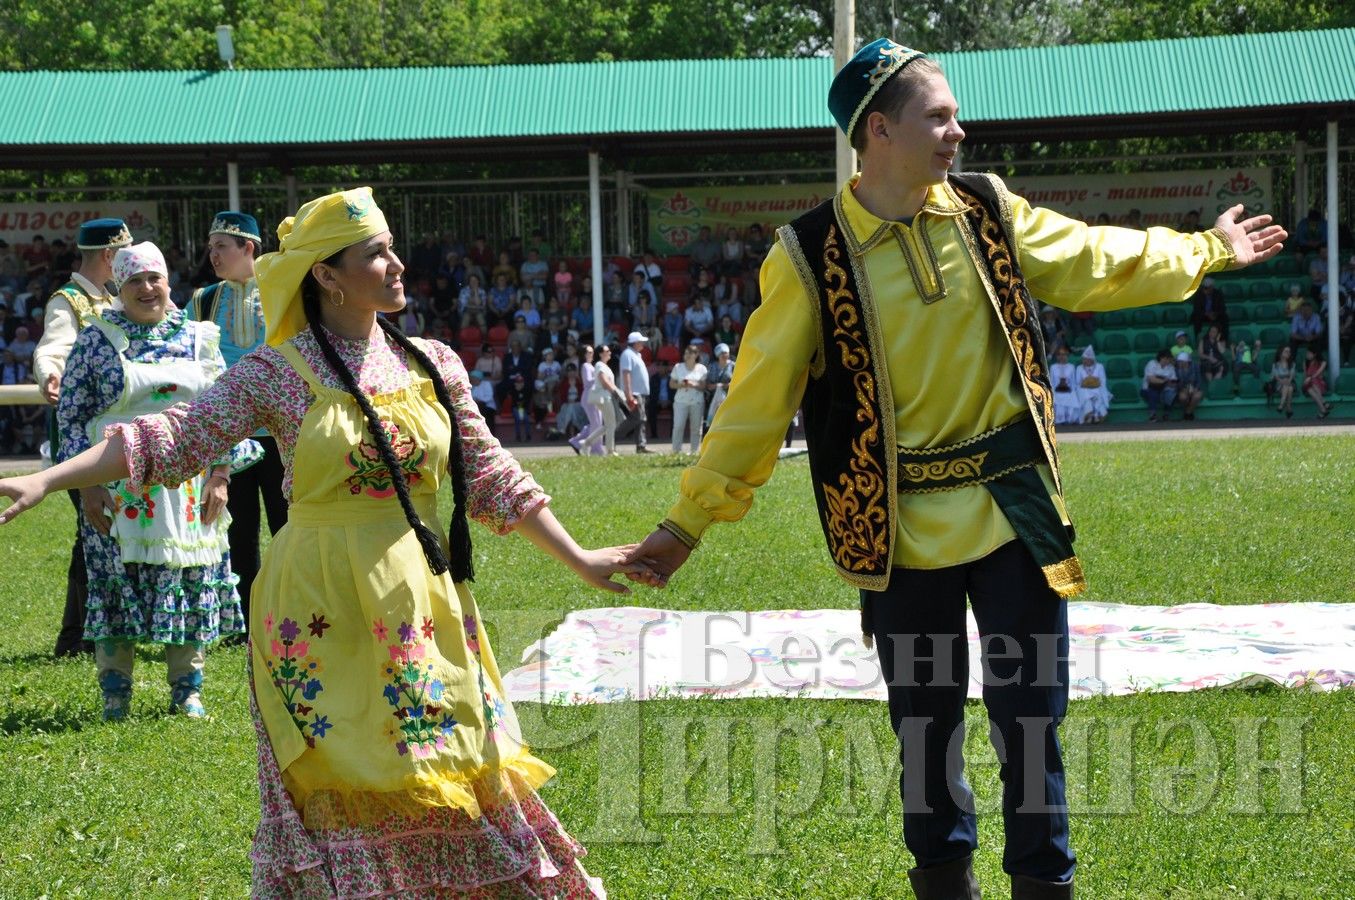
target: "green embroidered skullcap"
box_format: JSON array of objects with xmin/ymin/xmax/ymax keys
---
[
  {"xmin": 76, "ymin": 218, "xmax": 133, "ymax": 250},
  {"xmin": 208, "ymin": 211, "xmax": 262, "ymax": 243},
  {"xmin": 828, "ymin": 38, "xmax": 927, "ymax": 142}
]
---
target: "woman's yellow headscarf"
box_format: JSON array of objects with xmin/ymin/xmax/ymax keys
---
[{"xmin": 256, "ymin": 187, "xmax": 390, "ymax": 346}]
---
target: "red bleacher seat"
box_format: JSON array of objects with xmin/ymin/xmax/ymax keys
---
[
  {"xmin": 458, "ymin": 349, "xmax": 478, "ymax": 370},
  {"xmin": 487, "ymin": 324, "xmax": 509, "ymax": 344},
  {"xmin": 664, "ymin": 272, "xmax": 692, "ymax": 296},
  {"xmin": 459, "ymin": 326, "xmax": 482, "ymax": 346},
  {"xmin": 662, "ymin": 255, "xmax": 690, "ymax": 272},
  {"xmin": 656, "ymin": 344, "xmax": 680, "ymax": 364}
]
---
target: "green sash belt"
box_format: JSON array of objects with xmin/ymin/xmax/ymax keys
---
[{"xmin": 861, "ymin": 417, "xmax": 1086, "ymax": 642}]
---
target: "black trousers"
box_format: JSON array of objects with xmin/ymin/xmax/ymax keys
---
[
  {"xmin": 53, "ymin": 488, "xmax": 91, "ymax": 657},
  {"xmin": 613, "ymin": 396, "xmax": 648, "ymax": 448},
  {"xmin": 227, "ymin": 436, "xmax": 288, "ymax": 624},
  {"xmin": 864, "ymin": 539, "xmax": 1075, "ymax": 882}
]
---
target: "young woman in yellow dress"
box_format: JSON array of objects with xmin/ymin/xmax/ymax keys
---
[{"xmin": 0, "ymin": 188, "xmax": 642, "ymax": 897}]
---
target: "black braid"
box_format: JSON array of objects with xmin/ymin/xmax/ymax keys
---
[
  {"xmin": 376, "ymin": 316, "xmax": 474, "ymax": 583},
  {"xmin": 301, "ymin": 286, "xmax": 454, "ymax": 578}
]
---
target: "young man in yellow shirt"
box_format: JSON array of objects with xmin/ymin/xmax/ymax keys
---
[{"xmin": 632, "ymin": 39, "xmax": 1285, "ymax": 899}]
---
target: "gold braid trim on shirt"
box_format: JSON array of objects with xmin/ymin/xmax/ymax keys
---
[
  {"xmin": 819, "ymin": 224, "xmax": 891, "ymax": 581},
  {"xmin": 775, "ymin": 225, "xmax": 828, "ymax": 379}
]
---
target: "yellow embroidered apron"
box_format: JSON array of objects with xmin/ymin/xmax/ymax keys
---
[{"xmin": 251, "ymin": 342, "xmax": 552, "ymax": 828}]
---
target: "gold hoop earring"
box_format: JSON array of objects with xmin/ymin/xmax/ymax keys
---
[{"xmin": 330, "ymin": 289, "xmax": 345, "ymax": 308}]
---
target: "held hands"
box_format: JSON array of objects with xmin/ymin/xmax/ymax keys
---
[
  {"xmin": 1214, "ymin": 205, "xmax": 1288, "ymax": 269},
  {"xmin": 624, "ymin": 527, "xmax": 693, "ymax": 589},
  {"xmin": 569, "ymin": 543, "xmax": 654, "ymax": 594},
  {"xmin": 0, "ymin": 474, "xmax": 50, "ymax": 526}
]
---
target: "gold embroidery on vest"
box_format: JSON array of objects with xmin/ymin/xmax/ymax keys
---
[
  {"xmin": 819, "ymin": 224, "xmax": 890, "ymax": 576},
  {"xmin": 899, "ymin": 451, "xmax": 989, "ymax": 484}
]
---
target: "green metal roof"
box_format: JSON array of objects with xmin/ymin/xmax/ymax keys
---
[{"xmin": 1, "ymin": 28, "xmax": 1351, "ymax": 166}]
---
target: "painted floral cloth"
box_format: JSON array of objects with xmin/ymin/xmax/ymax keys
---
[
  {"xmin": 57, "ymin": 309, "xmax": 254, "ymax": 644},
  {"xmin": 502, "ymin": 603, "xmax": 1355, "ymax": 705}
]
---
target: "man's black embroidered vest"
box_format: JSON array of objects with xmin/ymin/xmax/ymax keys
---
[{"xmin": 777, "ymin": 172, "xmax": 1083, "ymax": 596}]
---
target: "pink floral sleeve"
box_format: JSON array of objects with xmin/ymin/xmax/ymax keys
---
[
  {"xmin": 108, "ymin": 349, "xmax": 294, "ymax": 493},
  {"xmin": 416, "ymin": 338, "xmax": 549, "ymax": 534}
]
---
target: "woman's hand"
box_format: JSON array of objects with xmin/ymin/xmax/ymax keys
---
[
  {"xmin": 569, "ymin": 544, "xmax": 654, "ymax": 595},
  {"xmin": 201, "ymin": 474, "xmax": 229, "ymax": 527},
  {"xmin": 80, "ymin": 486, "xmax": 115, "ymax": 535},
  {"xmin": 0, "ymin": 474, "xmax": 52, "ymax": 526}
]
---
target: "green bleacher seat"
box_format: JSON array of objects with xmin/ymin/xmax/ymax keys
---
[
  {"xmin": 1257, "ymin": 351, "xmax": 1274, "ymax": 371},
  {"xmin": 1207, "ymin": 378, "xmax": 1235, "ymax": 400},
  {"xmin": 1249, "ymin": 280, "xmax": 1276, "ymax": 299},
  {"xmin": 1238, "ymin": 374, "xmax": 1265, "ymax": 397},
  {"xmin": 1100, "ymin": 310, "xmax": 1129, "ymax": 328},
  {"xmin": 1105, "ymin": 357, "xmax": 1133, "ymax": 379},
  {"xmin": 1110, "ymin": 380, "xmax": 1141, "ymax": 404},
  {"xmin": 1229, "ymin": 305, "xmax": 1250, "ymax": 324},
  {"xmin": 1232, "ymin": 327, "xmax": 1254, "ymax": 344},
  {"xmin": 1102, "ymin": 333, "xmax": 1130, "ymax": 354},
  {"xmin": 1271, "ymin": 256, "xmax": 1302, "ymax": 276},
  {"xmin": 1260, "ymin": 326, "xmax": 1287, "ymax": 347},
  {"xmin": 1131, "ymin": 308, "xmax": 1160, "ymax": 327},
  {"xmin": 1160, "ymin": 305, "xmax": 1189, "ymax": 326},
  {"xmin": 1337, "ymin": 370, "xmax": 1355, "ymax": 395},
  {"xmin": 1253, "ymin": 302, "xmax": 1281, "ymax": 322},
  {"xmin": 1134, "ymin": 332, "xmax": 1161, "ymax": 354},
  {"xmin": 1218, "ymin": 281, "xmax": 1247, "ymax": 299}
]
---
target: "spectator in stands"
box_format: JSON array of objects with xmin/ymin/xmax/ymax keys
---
[
  {"xmin": 1341, "ymin": 255, "xmax": 1355, "ymax": 296},
  {"xmin": 690, "ymin": 226, "xmax": 721, "ymax": 278},
  {"xmin": 410, "ymin": 233, "xmax": 442, "ymax": 281},
  {"xmin": 575, "ymin": 343, "xmax": 625, "ymax": 456},
  {"xmin": 719, "ymin": 227, "xmax": 745, "ymax": 278},
  {"xmin": 689, "ymin": 268, "xmax": 715, "ymax": 307},
  {"xmin": 0, "ymin": 348, "xmax": 30, "ymax": 453},
  {"xmin": 23, "ymin": 235, "xmax": 51, "ymax": 284},
  {"xmin": 519, "ymin": 249, "xmax": 549, "ymax": 305},
  {"xmin": 440, "ymin": 250, "xmax": 467, "ymax": 292},
  {"xmin": 1048, "ymin": 347, "xmax": 1080, "ymax": 425},
  {"xmin": 575, "ymin": 274, "xmax": 593, "ymax": 307},
  {"xmin": 1067, "ymin": 309, "xmax": 1095, "ymax": 344},
  {"xmin": 1322, "ymin": 283, "xmax": 1353, "ymax": 361},
  {"xmin": 1176, "ymin": 209, "xmax": 1202, "ymax": 233},
  {"xmin": 572, "ymin": 295, "xmax": 595, "ymax": 336},
  {"xmin": 1141, "ymin": 349, "xmax": 1179, "ymax": 422},
  {"xmin": 743, "ymin": 223, "xmax": 770, "ymax": 271},
  {"xmin": 647, "ymin": 357, "xmax": 673, "ymax": 441},
  {"xmin": 632, "ymin": 291, "xmax": 657, "ymax": 339},
  {"xmin": 1232, "ymin": 337, "xmax": 1262, "ymax": 386},
  {"xmin": 604, "ymin": 271, "xmax": 629, "ymax": 326},
  {"xmin": 396, "ymin": 303, "xmax": 425, "ymax": 337},
  {"xmin": 23, "ymin": 306, "xmax": 43, "ymax": 343},
  {"xmin": 534, "ymin": 347, "xmax": 562, "ymax": 437},
  {"xmin": 704, "ymin": 342, "xmax": 733, "ymax": 427},
  {"xmin": 1281, "ymin": 285, "xmax": 1308, "ymax": 326},
  {"xmin": 1198, "ymin": 325, "xmax": 1230, "ymax": 384},
  {"xmin": 1289, "ymin": 300, "xmax": 1324, "ymax": 357},
  {"xmin": 670, "ymin": 342, "xmax": 708, "ymax": 453},
  {"xmin": 555, "ymin": 363, "xmax": 589, "ymax": 438},
  {"xmin": 458, "ymin": 272, "xmax": 488, "ymax": 329},
  {"xmin": 0, "ymin": 241, "xmax": 24, "ymax": 293},
  {"xmin": 6, "ymin": 326, "xmax": 36, "ymax": 367},
  {"xmin": 475, "ymin": 342, "xmax": 503, "ymax": 387},
  {"xmin": 516, "ymin": 294, "xmax": 542, "ymax": 330},
  {"xmin": 430, "ymin": 273, "xmax": 458, "ymax": 324},
  {"xmin": 492, "ymin": 251, "xmax": 518, "ymax": 287},
  {"xmin": 626, "ymin": 268, "xmax": 656, "ymax": 313},
  {"xmin": 529, "ymin": 228, "xmax": 553, "ymax": 259},
  {"xmin": 657, "ymin": 301, "xmax": 679, "ymax": 347},
  {"xmin": 714, "ymin": 314, "xmax": 739, "ymax": 352},
  {"xmin": 554, "ymin": 260, "xmax": 574, "ymax": 305},
  {"xmin": 1123, "ymin": 209, "xmax": 1143, "ymax": 229},
  {"xmin": 1189, "ymin": 276, "xmax": 1228, "ymax": 339},
  {"xmin": 487, "ymin": 272, "xmax": 515, "ymax": 325},
  {"xmin": 467, "ymin": 234, "xmax": 494, "ymax": 274},
  {"xmin": 506, "ymin": 235, "xmax": 525, "ymax": 266},
  {"xmin": 1270, "ymin": 345, "xmax": 1296, "ymax": 417},
  {"xmin": 636, "ymin": 252, "xmax": 663, "ymax": 289},
  {"xmin": 543, "ymin": 296, "xmax": 567, "ymax": 333},
  {"xmin": 1293, "ymin": 208, "xmax": 1327, "ymax": 253},
  {"xmin": 1075, "ymin": 347, "xmax": 1110, "ymax": 424},
  {"xmin": 468, "ymin": 369, "xmax": 497, "ymax": 436},
  {"xmin": 715, "ymin": 272, "xmax": 744, "ymax": 324},
  {"xmin": 505, "ymin": 373, "xmax": 531, "ymax": 441},
  {"xmin": 683, "ymin": 296, "xmax": 715, "ymax": 345},
  {"xmin": 1302, "ymin": 349, "xmax": 1333, "ymax": 418},
  {"xmin": 1308, "ymin": 245, "xmax": 1328, "ymax": 300},
  {"xmin": 1039, "ymin": 305, "xmax": 1067, "ymax": 357},
  {"xmin": 508, "ymin": 313, "xmax": 536, "ymax": 354}
]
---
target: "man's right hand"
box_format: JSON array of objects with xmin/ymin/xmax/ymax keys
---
[
  {"xmin": 42, "ymin": 374, "xmax": 60, "ymax": 405},
  {"xmin": 625, "ymin": 527, "xmax": 693, "ymax": 587}
]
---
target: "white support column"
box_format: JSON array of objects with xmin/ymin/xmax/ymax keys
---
[
  {"xmin": 616, "ymin": 169, "xmax": 632, "ymax": 257},
  {"xmin": 833, "ymin": 0, "xmax": 856, "ymax": 189},
  {"xmin": 589, "ymin": 151, "xmax": 605, "ymax": 348},
  {"xmin": 285, "ymin": 174, "xmax": 298, "ymax": 213},
  {"xmin": 227, "ymin": 161, "xmax": 241, "ymax": 211},
  {"xmin": 1325, "ymin": 121, "xmax": 1340, "ymax": 380}
]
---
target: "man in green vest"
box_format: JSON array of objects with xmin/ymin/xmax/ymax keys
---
[
  {"xmin": 33, "ymin": 218, "xmax": 131, "ymax": 657},
  {"xmin": 185, "ymin": 211, "xmax": 286, "ymax": 633},
  {"xmin": 631, "ymin": 40, "xmax": 1285, "ymax": 899}
]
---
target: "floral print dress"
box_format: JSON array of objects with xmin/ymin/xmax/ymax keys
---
[{"xmin": 109, "ymin": 325, "xmax": 602, "ymax": 898}]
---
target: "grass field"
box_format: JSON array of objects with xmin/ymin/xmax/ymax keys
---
[{"xmin": 1, "ymin": 435, "xmax": 1352, "ymax": 898}]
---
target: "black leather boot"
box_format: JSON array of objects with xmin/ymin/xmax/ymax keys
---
[
  {"xmin": 907, "ymin": 853, "xmax": 982, "ymax": 899},
  {"xmin": 1011, "ymin": 873, "xmax": 1074, "ymax": 899}
]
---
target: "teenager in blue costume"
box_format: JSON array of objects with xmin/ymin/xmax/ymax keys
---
[
  {"xmin": 185, "ymin": 211, "xmax": 288, "ymax": 629},
  {"xmin": 631, "ymin": 40, "xmax": 1286, "ymax": 899}
]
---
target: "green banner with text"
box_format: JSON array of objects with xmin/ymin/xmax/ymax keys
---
[{"xmin": 646, "ymin": 183, "xmax": 834, "ymax": 254}]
